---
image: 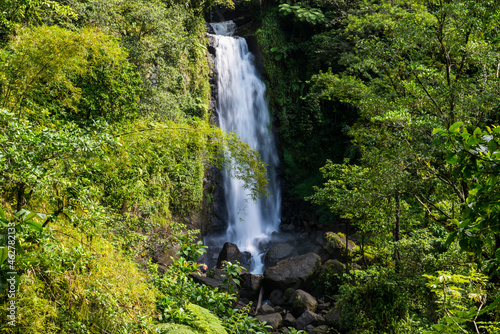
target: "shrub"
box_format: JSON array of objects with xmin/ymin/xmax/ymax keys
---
[{"xmin": 0, "ymin": 221, "xmax": 156, "ymax": 333}]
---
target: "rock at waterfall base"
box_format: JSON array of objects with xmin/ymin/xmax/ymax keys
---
[
  {"xmin": 264, "ymin": 242, "xmax": 297, "ymax": 267},
  {"xmin": 296, "ymin": 310, "xmax": 325, "ymax": 330},
  {"xmin": 257, "ymin": 313, "xmax": 282, "ymax": 331},
  {"xmin": 264, "ymin": 253, "xmax": 321, "ymax": 289},
  {"xmin": 290, "ymin": 289, "xmax": 318, "ymax": 317}
]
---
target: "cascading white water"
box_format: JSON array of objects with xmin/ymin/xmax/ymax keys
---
[{"xmin": 210, "ymin": 21, "xmax": 281, "ymax": 273}]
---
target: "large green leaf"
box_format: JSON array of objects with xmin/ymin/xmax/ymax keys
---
[
  {"xmin": 0, "ymin": 207, "xmax": 5, "ymax": 221},
  {"xmin": 446, "ymin": 153, "xmax": 459, "ymax": 165},
  {"xmin": 449, "ymin": 122, "xmax": 463, "ymax": 133},
  {"xmin": 26, "ymin": 221, "xmax": 43, "ymax": 232},
  {"xmin": 24, "ymin": 212, "xmax": 38, "ymax": 222},
  {"xmin": 0, "ymin": 247, "xmax": 8, "ymax": 264}
]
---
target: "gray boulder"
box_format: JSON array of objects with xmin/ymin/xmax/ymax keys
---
[
  {"xmin": 296, "ymin": 310, "xmax": 325, "ymax": 330},
  {"xmin": 216, "ymin": 242, "xmax": 241, "ymax": 268},
  {"xmin": 239, "ymin": 273, "xmax": 263, "ymax": 300},
  {"xmin": 290, "ymin": 289, "xmax": 318, "ymax": 317},
  {"xmin": 269, "ymin": 289, "xmax": 286, "ymax": 306},
  {"xmin": 309, "ymin": 325, "xmax": 329, "ymax": 334},
  {"xmin": 257, "ymin": 304, "xmax": 275, "ymax": 315},
  {"xmin": 264, "ymin": 242, "xmax": 297, "ymax": 267},
  {"xmin": 216, "ymin": 242, "xmax": 253, "ymax": 271},
  {"xmin": 264, "ymin": 253, "xmax": 322, "ymax": 289},
  {"xmin": 324, "ymin": 307, "xmax": 341, "ymax": 326},
  {"xmin": 283, "ymin": 288, "xmax": 296, "ymax": 303},
  {"xmin": 317, "ymin": 302, "xmax": 331, "ymax": 311},
  {"xmin": 257, "ymin": 313, "xmax": 282, "ymax": 331},
  {"xmin": 283, "ymin": 312, "xmax": 296, "ymax": 327},
  {"xmin": 189, "ymin": 274, "xmax": 222, "ymax": 289},
  {"xmin": 208, "ymin": 268, "xmax": 226, "ymax": 281}
]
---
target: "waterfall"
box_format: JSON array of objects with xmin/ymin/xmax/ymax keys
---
[{"xmin": 210, "ymin": 21, "xmax": 281, "ymax": 273}]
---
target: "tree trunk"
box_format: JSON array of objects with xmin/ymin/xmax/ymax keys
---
[
  {"xmin": 345, "ymin": 219, "xmax": 350, "ymax": 274},
  {"xmin": 361, "ymin": 232, "xmax": 368, "ymax": 268},
  {"xmin": 393, "ymin": 192, "xmax": 401, "ymax": 270},
  {"xmin": 16, "ymin": 182, "xmax": 25, "ymax": 211}
]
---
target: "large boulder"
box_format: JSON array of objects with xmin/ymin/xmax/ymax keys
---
[
  {"xmin": 257, "ymin": 304, "xmax": 275, "ymax": 315},
  {"xmin": 309, "ymin": 325, "xmax": 329, "ymax": 334},
  {"xmin": 269, "ymin": 289, "xmax": 286, "ymax": 306},
  {"xmin": 282, "ymin": 312, "xmax": 296, "ymax": 327},
  {"xmin": 264, "ymin": 253, "xmax": 321, "ymax": 289},
  {"xmin": 324, "ymin": 307, "xmax": 341, "ymax": 327},
  {"xmin": 319, "ymin": 259, "xmax": 345, "ymax": 276},
  {"xmin": 190, "ymin": 274, "xmax": 222, "ymax": 289},
  {"xmin": 289, "ymin": 289, "xmax": 318, "ymax": 317},
  {"xmin": 257, "ymin": 313, "xmax": 283, "ymax": 331},
  {"xmin": 322, "ymin": 232, "xmax": 356, "ymax": 259},
  {"xmin": 296, "ymin": 310, "xmax": 325, "ymax": 330},
  {"xmin": 264, "ymin": 242, "xmax": 297, "ymax": 267},
  {"xmin": 239, "ymin": 273, "xmax": 263, "ymax": 300},
  {"xmin": 216, "ymin": 242, "xmax": 251, "ymax": 270}
]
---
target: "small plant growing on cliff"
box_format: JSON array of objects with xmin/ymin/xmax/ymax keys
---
[
  {"xmin": 176, "ymin": 233, "xmax": 207, "ymax": 262},
  {"xmin": 221, "ymin": 260, "xmax": 244, "ymax": 296}
]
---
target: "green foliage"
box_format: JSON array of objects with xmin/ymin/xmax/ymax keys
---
[
  {"xmin": 258, "ymin": 0, "xmax": 500, "ymax": 332},
  {"xmin": 222, "ymin": 303, "xmax": 271, "ymax": 334},
  {"xmin": 311, "ymin": 259, "xmax": 344, "ymax": 295},
  {"xmin": 152, "ymin": 234, "xmax": 268, "ymax": 334},
  {"xmin": 332, "ymin": 229, "xmax": 478, "ymax": 333},
  {"xmin": 422, "ymin": 270, "xmax": 489, "ymax": 333},
  {"xmin": 153, "ymin": 233, "xmax": 235, "ymax": 322},
  {"xmin": 0, "ymin": 0, "xmax": 275, "ymax": 333},
  {"xmin": 0, "ymin": 220, "xmax": 157, "ymax": 333},
  {"xmin": 336, "ymin": 267, "xmax": 410, "ymax": 333},
  {"xmin": 0, "ymin": 25, "xmax": 141, "ymax": 124},
  {"xmin": 0, "ymin": 208, "xmax": 44, "ymax": 292},
  {"xmin": 101, "ymin": 120, "xmax": 267, "ymax": 217},
  {"xmin": 0, "ymin": 0, "xmax": 77, "ymax": 42},
  {"xmin": 176, "ymin": 234, "xmax": 207, "ymax": 263},
  {"xmin": 256, "ymin": 10, "xmax": 357, "ymax": 210},
  {"xmin": 0, "ymin": 109, "xmax": 113, "ymax": 215},
  {"xmin": 279, "ymin": 3, "xmax": 327, "ymax": 25},
  {"xmin": 155, "ymin": 323, "xmax": 201, "ymax": 334},
  {"xmin": 62, "ymin": 0, "xmax": 212, "ymax": 121},
  {"xmin": 434, "ymin": 123, "xmax": 500, "ymax": 272},
  {"xmin": 281, "ymin": 327, "xmax": 306, "ymax": 334},
  {"xmin": 186, "ymin": 303, "xmax": 228, "ymax": 334},
  {"xmin": 220, "ymin": 260, "xmax": 244, "ymax": 296},
  {"xmin": 308, "ymin": 160, "xmax": 391, "ymax": 233}
]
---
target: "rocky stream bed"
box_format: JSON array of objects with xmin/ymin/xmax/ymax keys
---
[{"xmin": 193, "ymin": 230, "xmax": 358, "ymax": 333}]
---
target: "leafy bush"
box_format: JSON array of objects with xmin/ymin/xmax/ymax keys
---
[
  {"xmin": 222, "ymin": 303, "xmax": 271, "ymax": 334},
  {"xmin": 336, "ymin": 267, "xmax": 410, "ymax": 333},
  {"xmin": 187, "ymin": 303, "xmax": 228, "ymax": 334},
  {"xmin": 0, "ymin": 220, "xmax": 156, "ymax": 333}
]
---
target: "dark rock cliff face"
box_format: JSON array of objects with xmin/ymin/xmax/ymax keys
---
[{"xmin": 197, "ymin": 34, "xmax": 228, "ymax": 235}]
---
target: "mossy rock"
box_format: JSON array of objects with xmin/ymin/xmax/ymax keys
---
[
  {"xmin": 290, "ymin": 289, "xmax": 318, "ymax": 317},
  {"xmin": 323, "ymin": 232, "xmax": 356, "ymax": 259}
]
